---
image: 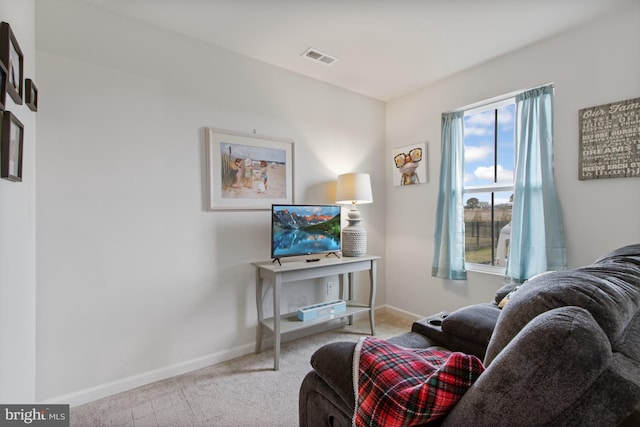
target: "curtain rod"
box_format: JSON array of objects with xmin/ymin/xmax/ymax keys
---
[{"xmin": 444, "ymin": 82, "xmax": 554, "ymax": 115}]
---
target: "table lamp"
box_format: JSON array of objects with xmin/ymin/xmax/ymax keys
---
[{"xmin": 336, "ymin": 173, "xmax": 373, "ymax": 256}]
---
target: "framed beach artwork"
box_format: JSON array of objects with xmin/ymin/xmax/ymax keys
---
[
  {"xmin": 205, "ymin": 127, "xmax": 294, "ymax": 210},
  {"xmin": 392, "ymin": 142, "xmax": 427, "ymax": 186}
]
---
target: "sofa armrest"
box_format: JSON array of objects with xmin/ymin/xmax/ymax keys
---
[
  {"xmin": 412, "ymin": 303, "xmax": 500, "ymax": 360},
  {"xmin": 304, "ymin": 334, "xmax": 453, "ymax": 427},
  {"xmin": 299, "ymin": 371, "xmax": 354, "ymax": 427},
  {"xmin": 309, "ymin": 341, "xmax": 357, "ymax": 409},
  {"xmin": 308, "ymin": 332, "xmax": 436, "ymax": 410}
]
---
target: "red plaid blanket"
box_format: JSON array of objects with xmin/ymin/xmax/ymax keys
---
[{"xmin": 352, "ymin": 337, "xmax": 485, "ymax": 427}]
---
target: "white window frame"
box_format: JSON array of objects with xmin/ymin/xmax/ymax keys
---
[{"xmin": 463, "ymin": 98, "xmax": 515, "ymax": 275}]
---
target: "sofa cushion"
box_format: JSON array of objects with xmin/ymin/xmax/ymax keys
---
[{"xmin": 443, "ymin": 306, "xmax": 611, "ymax": 427}]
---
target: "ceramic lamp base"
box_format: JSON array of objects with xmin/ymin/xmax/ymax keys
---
[
  {"xmin": 342, "ymin": 228, "xmax": 367, "ymax": 256},
  {"xmin": 342, "ymin": 207, "xmax": 367, "ymax": 256}
]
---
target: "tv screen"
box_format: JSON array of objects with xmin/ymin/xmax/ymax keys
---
[{"xmin": 271, "ymin": 204, "xmax": 341, "ymax": 260}]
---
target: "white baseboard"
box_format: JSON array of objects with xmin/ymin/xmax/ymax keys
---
[
  {"xmin": 40, "ymin": 342, "xmax": 256, "ymax": 408},
  {"xmin": 376, "ymin": 304, "xmax": 424, "ymax": 322},
  {"xmin": 41, "ymin": 305, "xmax": 422, "ymax": 408}
]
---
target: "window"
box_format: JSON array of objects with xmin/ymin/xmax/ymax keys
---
[
  {"xmin": 463, "ymin": 100, "xmax": 515, "ymax": 271},
  {"xmin": 432, "ymin": 84, "xmax": 566, "ymax": 282}
]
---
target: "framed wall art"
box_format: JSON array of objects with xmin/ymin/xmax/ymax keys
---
[
  {"xmin": 0, "ymin": 60, "xmax": 7, "ymax": 110},
  {"xmin": 1, "ymin": 110, "xmax": 24, "ymax": 182},
  {"xmin": 392, "ymin": 142, "xmax": 427, "ymax": 186},
  {"xmin": 25, "ymin": 78, "xmax": 37, "ymax": 111},
  {"xmin": 579, "ymin": 97, "xmax": 640, "ymax": 180},
  {"xmin": 205, "ymin": 127, "xmax": 293, "ymax": 210},
  {"xmin": 0, "ymin": 22, "xmax": 24, "ymax": 105}
]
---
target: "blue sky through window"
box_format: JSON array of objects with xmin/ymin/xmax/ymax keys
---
[{"xmin": 463, "ymin": 103, "xmax": 515, "ymax": 205}]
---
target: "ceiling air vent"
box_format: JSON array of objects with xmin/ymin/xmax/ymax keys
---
[{"xmin": 301, "ymin": 47, "xmax": 338, "ymax": 66}]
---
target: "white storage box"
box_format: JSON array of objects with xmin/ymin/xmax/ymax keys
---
[{"xmin": 297, "ymin": 300, "xmax": 346, "ymax": 321}]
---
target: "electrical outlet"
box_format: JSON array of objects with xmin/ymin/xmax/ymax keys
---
[{"xmin": 326, "ymin": 282, "xmax": 334, "ymax": 295}]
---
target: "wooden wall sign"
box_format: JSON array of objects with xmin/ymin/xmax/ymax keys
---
[{"xmin": 578, "ymin": 97, "xmax": 640, "ymax": 180}]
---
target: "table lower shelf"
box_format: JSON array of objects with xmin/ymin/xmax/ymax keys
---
[{"xmin": 260, "ymin": 304, "xmax": 370, "ymax": 335}]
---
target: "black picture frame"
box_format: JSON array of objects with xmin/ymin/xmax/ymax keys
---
[
  {"xmin": 0, "ymin": 60, "xmax": 7, "ymax": 110},
  {"xmin": 25, "ymin": 78, "xmax": 37, "ymax": 112},
  {"xmin": 0, "ymin": 22, "xmax": 24, "ymax": 105},
  {"xmin": 1, "ymin": 110, "xmax": 24, "ymax": 182}
]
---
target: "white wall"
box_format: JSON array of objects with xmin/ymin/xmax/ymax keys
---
[
  {"xmin": 0, "ymin": 0, "xmax": 37, "ymax": 403},
  {"xmin": 35, "ymin": 0, "xmax": 385, "ymax": 404},
  {"xmin": 385, "ymin": 3, "xmax": 640, "ymax": 317},
  {"xmin": 32, "ymin": 0, "xmax": 640, "ymax": 405}
]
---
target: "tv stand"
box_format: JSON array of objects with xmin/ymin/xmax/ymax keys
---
[
  {"xmin": 325, "ymin": 251, "xmax": 341, "ymax": 259},
  {"xmin": 252, "ymin": 255, "xmax": 380, "ymax": 370}
]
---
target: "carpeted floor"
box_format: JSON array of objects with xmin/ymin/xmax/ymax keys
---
[{"xmin": 71, "ymin": 311, "xmax": 413, "ymax": 426}]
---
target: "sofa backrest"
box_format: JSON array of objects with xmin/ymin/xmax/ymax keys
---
[
  {"xmin": 444, "ymin": 244, "xmax": 640, "ymax": 426},
  {"xmin": 443, "ymin": 305, "xmax": 617, "ymax": 426},
  {"xmin": 484, "ymin": 243, "xmax": 640, "ymax": 365}
]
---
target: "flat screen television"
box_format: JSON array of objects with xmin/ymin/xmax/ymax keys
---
[{"xmin": 271, "ymin": 204, "xmax": 341, "ymax": 262}]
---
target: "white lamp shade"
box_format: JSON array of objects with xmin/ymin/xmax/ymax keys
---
[{"xmin": 336, "ymin": 173, "xmax": 373, "ymax": 205}]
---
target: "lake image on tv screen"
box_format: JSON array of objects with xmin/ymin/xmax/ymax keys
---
[{"xmin": 272, "ymin": 205, "xmax": 341, "ymax": 257}]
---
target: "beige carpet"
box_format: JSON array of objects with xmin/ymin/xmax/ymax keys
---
[{"xmin": 71, "ymin": 312, "xmax": 413, "ymax": 426}]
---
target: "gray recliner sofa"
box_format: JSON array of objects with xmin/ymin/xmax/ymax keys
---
[{"xmin": 299, "ymin": 243, "xmax": 640, "ymax": 426}]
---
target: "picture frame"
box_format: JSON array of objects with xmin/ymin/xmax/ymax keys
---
[
  {"xmin": 205, "ymin": 127, "xmax": 294, "ymax": 210},
  {"xmin": 0, "ymin": 22, "xmax": 24, "ymax": 105},
  {"xmin": 392, "ymin": 142, "xmax": 427, "ymax": 186},
  {"xmin": 1, "ymin": 110, "xmax": 24, "ymax": 182},
  {"xmin": 578, "ymin": 97, "xmax": 640, "ymax": 180},
  {"xmin": 0, "ymin": 60, "xmax": 7, "ymax": 110},
  {"xmin": 25, "ymin": 78, "xmax": 37, "ymax": 111}
]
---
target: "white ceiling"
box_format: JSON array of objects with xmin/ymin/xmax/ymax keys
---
[{"xmin": 81, "ymin": 0, "xmax": 632, "ymax": 101}]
